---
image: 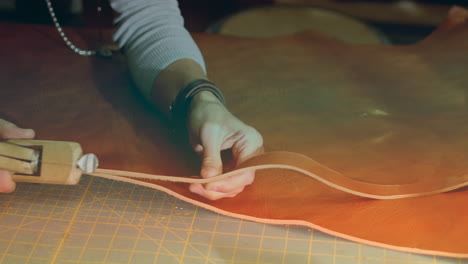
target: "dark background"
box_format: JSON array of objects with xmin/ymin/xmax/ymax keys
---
[{"xmin": 1, "ymin": 0, "xmax": 467, "ymax": 44}]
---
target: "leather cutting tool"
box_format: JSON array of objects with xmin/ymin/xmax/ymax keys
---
[{"xmin": 0, "ymin": 140, "xmax": 98, "ymax": 185}]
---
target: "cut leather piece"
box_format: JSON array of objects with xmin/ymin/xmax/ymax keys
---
[
  {"xmin": 2, "ymin": 6, "xmax": 468, "ymax": 257},
  {"xmin": 207, "ymin": 5, "xmax": 388, "ymax": 44},
  {"xmin": 92, "ymin": 150, "xmax": 468, "ymax": 199}
]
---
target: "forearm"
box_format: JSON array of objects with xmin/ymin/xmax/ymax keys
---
[
  {"xmin": 110, "ymin": 0, "xmax": 207, "ymax": 115},
  {"xmin": 109, "ymin": 0, "xmax": 261, "ymax": 201},
  {"xmin": 152, "ymin": 58, "xmax": 208, "ymax": 116}
]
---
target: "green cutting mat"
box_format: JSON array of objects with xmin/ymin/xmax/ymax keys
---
[{"xmin": 0, "ymin": 175, "xmax": 466, "ymax": 264}]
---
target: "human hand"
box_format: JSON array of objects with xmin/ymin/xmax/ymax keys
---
[
  {"xmin": 0, "ymin": 119, "xmax": 35, "ymax": 193},
  {"xmin": 187, "ymin": 91, "xmax": 264, "ymax": 200}
]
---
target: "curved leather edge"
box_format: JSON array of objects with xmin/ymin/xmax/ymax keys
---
[
  {"xmin": 92, "ymin": 151, "xmax": 468, "ymax": 199},
  {"xmin": 86, "ymin": 173, "xmax": 468, "ymax": 258}
]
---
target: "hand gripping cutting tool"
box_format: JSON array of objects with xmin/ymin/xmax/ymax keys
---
[{"xmin": 0, "ymin": 140, "xmax": 98, "ymax": 185}]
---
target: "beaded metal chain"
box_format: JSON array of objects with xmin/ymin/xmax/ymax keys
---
[
  {"xmin": 44, "ymin": 0, "xmax": 96, "ymax": 56},
  {"xmin": 44, "ymin": 0, "xmax": 116, "ymax": 57}
]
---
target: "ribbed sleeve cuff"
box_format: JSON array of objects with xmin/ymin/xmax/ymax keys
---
[
  {"xmin": 110, "ymin": 0, "xmax": 206, "ymax": 99},
  {"xmin": 124, "ymin": 28, "xmax": 206, "ymax": 98}
]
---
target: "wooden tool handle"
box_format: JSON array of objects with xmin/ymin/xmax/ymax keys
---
[
  {"xmin": 0, "ymin": 155, "xmax": 35, "ymax": 174},
  {"xmin": 0, "ymin": 141, "xmax": 39, "ymax": 174},
  {"xmin": 0, "ymin": 141, "xmax": 37, "ymax": 161},
  {"xmin": 5, "ymin": 140, "xmax": 84, "ymax": 185}
]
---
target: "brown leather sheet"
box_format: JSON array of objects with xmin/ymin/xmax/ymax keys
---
[{"xmin": 2, "ymin": 7, "xmax": 468, "ymax": 257}]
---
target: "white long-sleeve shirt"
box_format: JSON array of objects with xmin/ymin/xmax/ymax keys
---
[{"xmin": 110, "ymin": 0, "xmax": 206, "ymax": 98}]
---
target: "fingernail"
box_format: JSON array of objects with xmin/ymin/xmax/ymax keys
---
[{"xmin": 22, "ymin": 129, "xmax": 35, "ymax": 138}]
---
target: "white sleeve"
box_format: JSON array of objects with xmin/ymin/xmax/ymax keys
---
[{"xmin": 109, "ymin": 0, "xmax": 206, "ymax": 98}]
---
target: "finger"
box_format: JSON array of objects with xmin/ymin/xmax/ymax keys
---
[
  {"xmin": 0, "ymin": 119, "xmax": 16, "ymax": 128},
  {"xmin": 204, "ymin": 170, "xmax": 255, "ymax": 193},
  {"xmin": 203, "ymin": 128, "xmax": 262, "ymax": 193},
  {"xmin": 0, "ymin": 119, "xmax": 35, "ymax": 139},
  {"xmin": 232, "ymin": 129, "xmax": 264, "ymax": 167},
  {"xmin": 199, "ymin": 127, "xmax": 223, "ymax": 178},
  {"xmin": 0, "ymin": 127, "xmax": 35, "ymax": 139},
  {"xmin": 189, "ymin": 182, "xmax": 245, "ymax": 200},
  {"xmin": 0, "ymin": 170, "xmax": 16, "ymax": 193}
]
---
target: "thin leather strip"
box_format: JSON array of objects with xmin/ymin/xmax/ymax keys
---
[
  {"xmin": 2, "ymin": 8, "xmax": 468, "ymax": 257},
  {"xmin": 92, "ymin": 151, "xmax": 468, "ymax": 199}
]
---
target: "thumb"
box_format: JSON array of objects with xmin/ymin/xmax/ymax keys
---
[
  {"xmin": 0, "ymin": 170, "xmax": 16, "ymax": 193},
  {"xmin": 199, "ymin": 134, "xmax": 223, "ymax": 179},
  {"xmin": 200, "ymin": 144, "xmax": 223, "ymax": 179}
]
